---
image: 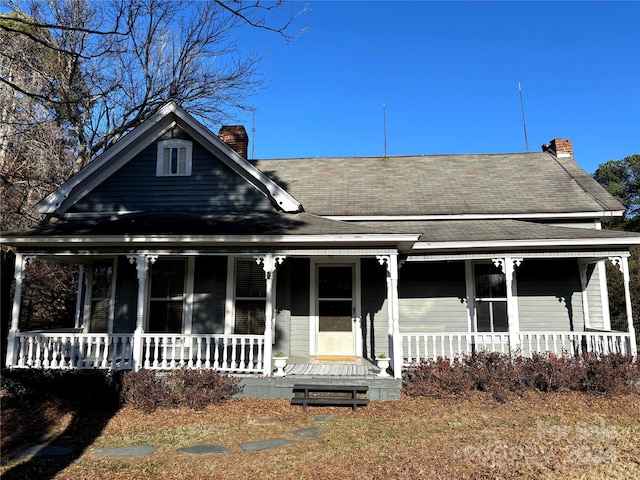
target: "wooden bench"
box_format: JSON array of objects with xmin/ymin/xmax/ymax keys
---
[{"xmin": 291, "ymin": 384, "xmax": 369, "ymax": 411}]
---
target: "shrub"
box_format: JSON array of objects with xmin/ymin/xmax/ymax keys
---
[
  {"xmin": 118, "ymin": 368, "xmax": 164, "ymax": 413},
  {"xmin": 402, "ymin": 357, "xmax": 474, "ymax": 398},
  {"xmin": 119, "ymin": 368, "xmax": 242, "ymax": 413},
  {"xmin": 403, "ymin": 352, "xmax": 640, "ymax": 400}
]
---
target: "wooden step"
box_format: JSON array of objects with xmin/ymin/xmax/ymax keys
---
[{"xmin": 291, "ymin": 383, "xmax": 369, "ymax": 412}]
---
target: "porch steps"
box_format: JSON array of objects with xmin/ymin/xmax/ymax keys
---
[
  {"xmin": 237, "ymin": 368, "xmax": 401, "ymax": 401},
  {"xmin": 291, "ymin": 383, "xmax": 370, "ymax": 411}
]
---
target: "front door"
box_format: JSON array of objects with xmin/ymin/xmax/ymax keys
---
[{"xmin": 316, "ymin": 265, "xmax": 356, "ymax": 358}]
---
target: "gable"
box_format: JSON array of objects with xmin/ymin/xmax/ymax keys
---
[
  {"xmin": 66, "ymin": 132, "xmax": 274, "ymax": 214},
  {"xmin": 37, "ymin": 102, "xmax": 302, "ymax": 217}
]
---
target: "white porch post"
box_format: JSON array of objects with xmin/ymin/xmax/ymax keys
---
[
  {"xmin": 74, "ymin": 265, "xmax": 86, "ymax": 329},
  {"xmin": 128, "ymin": 254, "xmax": 157, "ymax": 371},
  {"xmin": 577, "ymin": 262, "xmax": 592, "ymax": 330},
  {"xmin": 378, "ymin": 254, "xmax": 402, "ymax": 379},
  {"xmin": 5, "ymin": 253, "xmax": 33, "ymax": 368},
  {"xmin": 610, "ymin": 256, "xmax": 637, "ymax": 358},
  {"xmin": 494, "ymin": 257, "xmax": 522, "ymax": 353},
  {"xmin": 255, "ymin": 255, "xmax": 285, "ymax": 376}
]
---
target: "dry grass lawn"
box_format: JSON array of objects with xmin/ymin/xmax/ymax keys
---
[{"xmin": 2, "ymin": 391, "xmax": 640, "ymax": 479}]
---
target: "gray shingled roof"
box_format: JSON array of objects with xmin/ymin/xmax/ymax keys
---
[
  {"xmin": 5, "ymin": 214, "xmax": 639, "ymax": 252},
  {"xmin": 2, "ymin": 212, "xmax": 410, "ymax": 238},
  {"xmin": 253, "ymin": 153, "xmax": 624, "ymax": 216},
  {"xmin": 357, "ymin": 219, "xmax": 640, "ymax": 244}
]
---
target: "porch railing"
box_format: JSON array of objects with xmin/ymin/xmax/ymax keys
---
[
  {"xmin": 517, "ymin": 331, "xmax": 633, "ymax": 358},
  {"xmin": 401, "ymin": 331, "xmax": 634, "ymax": 365},
  {"xmin": 401, "ymin": 332, "xmax": 510, "ymax": 364},
  {"xmin": 140, "ymin": 334, "xmax": 264, "ymax": 373},
  {"xmin": 13, "ymin": 332, "xmax": 133, "ymax": 370},
  {"xmin": 10, "ymin": 332, "xmax": 265, "ymax": 373}
]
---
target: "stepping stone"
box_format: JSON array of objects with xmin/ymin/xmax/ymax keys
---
[
  {"xmin": 239, "ymin": 438, "xmax": 295, "ymax": 452},
  {"xmin": 92, "ymin": 445, "xmax": 156, "ymax": 457},
  {"xmin": 289, "ymin": 427, "xmax": 325, "ymax": 439},
  {"xmin": 248, "ymin": 417, "xmax": 280, "ymax": 425},
  {"xmin": 8, "ymin": 444, "xmax": 73, "ymax": 459},
  {"xmin": 314, "ymin": 414, "xmax": 341, "ymax": 422},
  {"xmin": 178, "ymin": 444, "xmax": 229, "ymax": 455}
]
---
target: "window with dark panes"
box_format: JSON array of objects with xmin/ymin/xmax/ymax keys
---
[
  {"xmin": 156, "ymin": 140, "xmax": 192, "ymax": 176},
  {"xmin": 318, "ymin": 265, "xmax": 353, "ymax": 332},
  {"xmin": 234, "ymin": 259, "xmax": 266, "ymax": 335},
  {"xmin": 89, "ymin": 259, "xmax": 113, "ymax": 332},
  {"xmin": 148, "ymin": 259, "xmax": 186, "ymax": 333},
  {"xmin": 474, "ymin": 263, "xmax": 508, "ymax": 332}
]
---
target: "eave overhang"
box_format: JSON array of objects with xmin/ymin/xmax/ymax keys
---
[
  {"xmin": 327, "ymin": 211, "xmax": 625, "ymax": 221},
  {"xmin": 412, "ymin": 237, "xmax": 640, "ymax": 253},
  {"xmin": 2, "ymin": 233, "xmax": 418, "ymax": 250}
]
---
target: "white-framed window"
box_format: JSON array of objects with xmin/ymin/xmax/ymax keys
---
[{"xmin": 156, "ymin": 140, "xmax": 193, "ymax": 176}]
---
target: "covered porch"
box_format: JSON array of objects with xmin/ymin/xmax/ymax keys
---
[
  {"xmin": 3, "ymin": 220, "xmax": 638, "ymax": 378},
  {"xmin": 4, "ymin": 248, "xmax": 411, "ymax": 378}
]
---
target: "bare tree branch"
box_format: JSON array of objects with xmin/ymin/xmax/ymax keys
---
[{"xmin": 1, "ymin": 0, "xmax": 307, "ymax": 226}]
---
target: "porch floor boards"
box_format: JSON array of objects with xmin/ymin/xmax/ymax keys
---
[
  {"xmin": 284, "ymin": 362, "xmax": 378, "ymax": 377},
  {"xmin": 284, "ymin": 358, "xmax": 380, "ymax": 378}
]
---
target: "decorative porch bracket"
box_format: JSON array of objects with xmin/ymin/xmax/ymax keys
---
[
  {"xmin": 377, "ymin": 254, "xmax": 402, "ymax": 379},
  {"xmin": 608, "ymin": 256, "xmax": 637, "ymax": 358},
  {"xmin": 5, "ymin": 253, "xmax": 35, "ymax": 368},
  {"xmin": 492, "ymin": 257, "xmax": 523, "ymax": 352},
  {"xmin": 255, "ymin": 255, "xmax": 286, "ymax": 376},
  {"xmin": 127, "ymin": 254, "xmax": 158, "ymax": 371}
]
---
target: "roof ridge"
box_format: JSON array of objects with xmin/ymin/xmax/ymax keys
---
[{"xmin": 253, "ymin": 152, "xmax": 547, "ymax": 162}]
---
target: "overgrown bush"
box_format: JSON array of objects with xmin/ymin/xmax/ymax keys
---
[
  {"xmin": 401, "ymin": 357, "xmax": 474, "ymax": 398},
  {"xmin": 403, "ymin": 352, "xmax": 640, "ymax": 401},
  {"xmin": 119, "ymin": 368, "xmax": 243, "ymax": 413}
]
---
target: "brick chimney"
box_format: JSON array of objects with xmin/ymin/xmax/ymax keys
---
[
  {"xmin": 218, "ymin": 125, "xmax": 249, "ymax": 158},
  {"xmin": 541, "ymin": 138, "xmax": 573, "ymax": 158}
]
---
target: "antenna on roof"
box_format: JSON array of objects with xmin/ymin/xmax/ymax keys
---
[
  {"xmin": 251, "ymin": 110, "xmax": 256, "ymax": 160},
  {"xmin": 383, "ymin": 103, "xmax": 388, "ymax": 157},
  {"xmin": 518, "ymin": 82, "xmax": 530, "ymax": 153}
]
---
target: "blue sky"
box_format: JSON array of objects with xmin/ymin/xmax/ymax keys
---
[{"xmin": 229, "ymin": 1, "xmax": 640, "ymax": 174}]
